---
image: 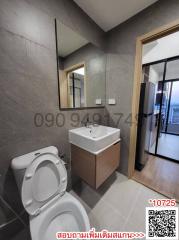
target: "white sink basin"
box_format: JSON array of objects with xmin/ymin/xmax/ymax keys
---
[{"xmin": 69, "ymin": 125, "xmax": 120, "ymax": 154}]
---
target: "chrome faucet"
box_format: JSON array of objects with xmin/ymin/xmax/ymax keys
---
[
  {"xmin": 81, "ymin": 116, "xmax": 92, "ymax": 127},
  {"xmin": 81, "ymin": 116, "xmax": 99, "ymax": 128}
]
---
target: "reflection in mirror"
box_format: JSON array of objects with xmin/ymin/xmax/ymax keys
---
[
  {"xmin": 55, "ymin": 19, "xmax": 106, "ymax": 109},
  {"xmin": 66, "ymin": 64, "xmax": 85, "ymax": 108}
]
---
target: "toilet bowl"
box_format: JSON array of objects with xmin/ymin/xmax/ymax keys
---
[
  {"xmin": 11, "ymin": 146, "xmax": 90, "ymax": 240},
  {"xmin": 30, "ymin": 193, "xmax": 90, "ymax": 240}
]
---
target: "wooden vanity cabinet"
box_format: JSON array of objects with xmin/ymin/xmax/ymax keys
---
[{"xmin": 71, "ymin": 142, "xmax": 120, "ymax": 189}]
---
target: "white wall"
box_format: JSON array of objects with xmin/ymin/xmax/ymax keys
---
[{"xmin": 142, "ymin": 31, "xmax": 179, "ymax": 64}]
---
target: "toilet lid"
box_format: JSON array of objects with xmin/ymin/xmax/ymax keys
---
[{"xmin": 21, "ymin": 153, "xmax": 67, "ymax": 216}]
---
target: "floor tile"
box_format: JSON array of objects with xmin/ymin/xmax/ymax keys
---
[
  {"xmin": 72, "ymin": 182, "xmax": 101, "ymax": 209},
  {"xmin": 70, "ymin": 190, "xmax": 91, "ymax": 214},
  {"xmin": 89, "ymin": 199, "xmax": 125, "ymax": 231},
  {"xmin": 71, "ymin": 172, "xmax": 173, "ymax": 237},
  {"xmin": 124, "ymin": 185, "xmax": 167, "ymax": 232},
  {"xmin": 102, "ymin": 175, "xmax": 141, "ymax": 219}
]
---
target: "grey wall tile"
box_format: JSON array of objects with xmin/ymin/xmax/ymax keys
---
[
  {"xmin": 26, "ymin": 40, "xmax": 57, "ymax": 80},
  {"xmin": 0, "ymin": 0, "xmax": 105, "ymax": 231},
  {"xmin": 0, "ymin": 0, "xmax": 56, "ymax": 51},
  {"xmin": 0, "ymin": 28, "xmax": 27, "ymax": 74}
]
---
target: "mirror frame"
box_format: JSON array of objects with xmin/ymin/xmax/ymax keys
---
[{"xmin": 55, "ymin": 19, "xmax": 105, "ymax": 110}]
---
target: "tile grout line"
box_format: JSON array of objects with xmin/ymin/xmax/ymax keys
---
[
  {"xmin": 0, "ymin": 195, "xmax": 27, "ymax": 227},
  {"xmin": 99, "ymin": 197, "xmax": 126, "ymax": 221},
  {"xmin": 0, "ymin": 26, "xmax": 56, "ymax": 53},
  {"xmin": 123, "ymin": 183, "xmax": 143, "ymax": 228},
  {"xmin": 94, "ymin": 179, "xmax": 140, "ymax": 223}
]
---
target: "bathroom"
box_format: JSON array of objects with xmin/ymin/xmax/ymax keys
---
[{"xmin": 0, "ymin": 0, "xmax": 179, "ymax": 239}]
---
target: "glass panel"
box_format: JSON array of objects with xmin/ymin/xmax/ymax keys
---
[
  {"xmin": 167, "ymin": 81, "xmax": 179, "ymax": 134},
  {"xmin": 67, "ymin": 69, "xmax": 85, "ymax": 108},
  {"xmin": 56, "ymin": 19, "xmax": 106, "ymax": 109},
  {"xmin": 74, "ymin": 88, "xmax": 81, "ymax": 108},
  {"xmin": 148, "ymin": 63, "xmax": 164, "ymax": 84},
  {"xmin": 160, "ymin": 82, "xmax": 172, "ymax": 132},
  {"xmin": 144, "ymin": 63, "xmax": 165, "ymax": 155},
  {"xmin": 142, "ymin": 60, "xmax": 179, "ymax": 161},
  {"xmin": 157, "ymin": 81, "xmax": 179, "ymax": 161},
  {"xmin": 165, "ymin": 59, "xmax": 179, "ymax": 80}
]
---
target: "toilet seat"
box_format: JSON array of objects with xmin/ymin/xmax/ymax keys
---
[
  {"xmin": 21, "ymin": 153, "xmax": 67, "ymax": 216},
  {"xmin": 21, "ymin": 151, "xmax": 90, "ymax": 239}
]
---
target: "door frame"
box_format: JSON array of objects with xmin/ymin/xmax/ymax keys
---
[{"xmin": 128, "ymin": 19, "xmax": 179, "ymax": 178}]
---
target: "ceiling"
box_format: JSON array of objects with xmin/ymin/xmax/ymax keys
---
[
  {"xmin": 57, "ymin": 21, "xmax": 89, "ymax": 57},
  {"xmin": 74, "ymin": 0, "xmax": 158, "ymax": 32}
]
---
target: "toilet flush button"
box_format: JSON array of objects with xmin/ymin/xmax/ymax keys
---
[{"xmin": 25, "ymin": 173, "xmax": 32, "ymax": 179}]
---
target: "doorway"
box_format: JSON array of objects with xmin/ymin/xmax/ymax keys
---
[
  {"xmin": 134, "ymin": 57, "xmax": 179, "ymax": 200},
  {"xmin": 128, "ymin": 20, "xmax": 179, "ymax": 201}
]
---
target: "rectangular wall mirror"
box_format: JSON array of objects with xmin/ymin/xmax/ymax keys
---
[{"xmin": 55, "ymin": 19, "xmax": 106, "ymax": 109}]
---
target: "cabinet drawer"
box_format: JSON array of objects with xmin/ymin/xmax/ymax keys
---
[
  {"xmin": 96, "ymin": 142, "xmax": 120, "ymax": 188},
  {"xmin": 71, "ymin": 144, "xmax": 96, "ymax": 187},
  {"xmin": 71, "ymin": 142, "xmax": 120, "ymax": 189}
]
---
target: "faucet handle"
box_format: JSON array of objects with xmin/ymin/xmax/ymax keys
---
[{"xmin": 81, "ymin": 115, "xmax": 90, "ymax": 127}]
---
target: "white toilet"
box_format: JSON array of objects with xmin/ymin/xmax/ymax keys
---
[{"xmin": 11, "ymin": 146, "xmax": 90, "ymax": 240}]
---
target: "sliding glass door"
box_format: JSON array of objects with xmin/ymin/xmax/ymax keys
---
[
  {"xmin": 155, "ymin": 59, "xmax": 179, "ymax": 161},
  {"xmin": 166, "ymin": 81, "xmax": 179, "ymax": 135},
  {"xmin": 144, "ymin": 57, "xmax": 179, "ymax": 162}
]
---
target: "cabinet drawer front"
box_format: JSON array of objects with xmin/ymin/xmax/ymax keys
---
[
  {"xmin": 96, "ymin": 142, "xmax": 120, "ymax": 188},
  {"xmin": 71, "ymin": 144, "xmax": 96, "ymax": 187}
]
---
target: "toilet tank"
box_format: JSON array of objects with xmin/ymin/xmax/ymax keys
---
[{"xmin": 11, "ymin": 146, "xmax": 58, "ymax": 192}]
